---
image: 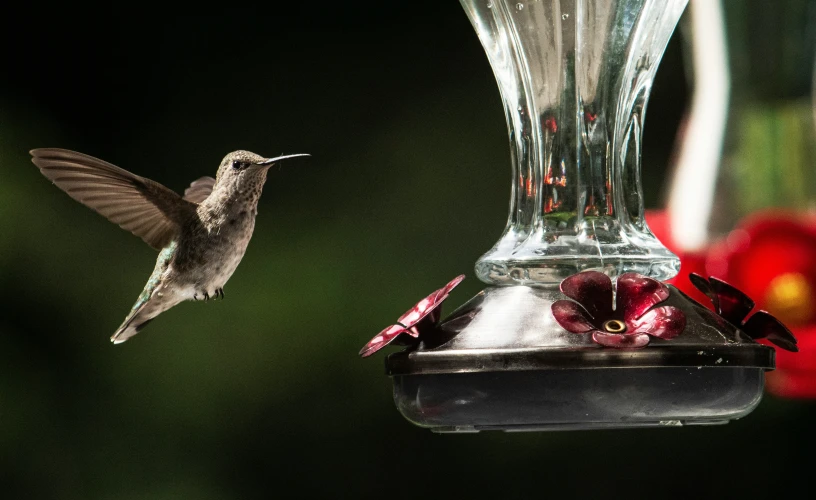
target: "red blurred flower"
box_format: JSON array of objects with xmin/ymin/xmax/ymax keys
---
[
  {"xmin": 551, "ymin": 271, "xmax": 686, "ymax": 348},
  {"xmin": 689, "ymin": 273, "xmax": 798, "ymax": 352},
  {"xmin": 767, "ymin": 324, "xmax": 816, "ymax": 398},
  {"xmin": 706, "ymin": 212, "xmax": 816, "ymax": 328},
  {"xmin": 359, "ymin": 275, "xmax": 464, "ymax": 358},
  {"xmin": 644, "ymin": 209, "xmax": 710, "ymax": 303},
  {"xmin": 648, "ymin": 209, "xmax": 811, "ymax": 397}
]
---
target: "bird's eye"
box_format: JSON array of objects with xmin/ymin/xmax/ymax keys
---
[{"xmin": 231, "ymin": 160, "xmax": 243, "ymax": 170}]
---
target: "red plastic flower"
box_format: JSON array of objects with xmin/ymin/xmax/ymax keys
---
[
  {"xmin": 551, "ymin": 271, "xmax": 686, "ymax": 348},
  {"xmin": 359, "ymin": 275, "xmax": 465, "ymax": 358},
  {"xmin": 689, "ymin": 273, "xmax": 798, "ymax": 352}
]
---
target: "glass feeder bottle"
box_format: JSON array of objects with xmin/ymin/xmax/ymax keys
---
[{"xmin": 464, "ymin": 0, "xmax": 684, "ymax": 285}]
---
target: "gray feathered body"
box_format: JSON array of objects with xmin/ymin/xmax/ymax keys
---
[
  {"xmin": 114, "ymin": 170, "xmax": 268, "ymax": 343},
  {"xmin": 177, "ymin": 170, "xmax": 266, "ymax": 294},
  {"xmin": 30, "ymin": 148, "xmax": 306, "ymax": 344}
]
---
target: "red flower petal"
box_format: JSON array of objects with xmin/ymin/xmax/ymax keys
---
[
  {"xmin": 708, "ymin": 277, "xmax": 755, "ymax": 324},
  {"xmin": 560, "ymin": 271, "xmax": 613, "ymax": 319},
  {"xmin": 627, "ymin": 306, "xmax": 686, "ymax": 340},
  {"xmin": 397, "ymin": 296, "xmax": 434, "ymax": 327},
  {"xmin": 396, "ymin": 275, "xmax": 464, "ymax": 328},
  {"xmin": 774, "ymin": 324, "xmax": 816, "ymax": 370},
  {"xmin": 551, "ymin": 300, "xmax": 596, "ymax": 333},
  {"xmin": 616, "ymin": 273, "xmax": 670, "ymax": 324},
  {"xmin": 689, "ymin": 273, "xmax": 716, "ymax": 306},
  {"xmin": 441, "ymin": 274, "xmax": 466, "ymax": 296},
  {"xmin": 359, "ymin": 324, "xmax": 409, "ymax": 358},
  {"xmin": 743, "ymin": 310, "xmax": 798, "ymax": 352},
  {"xmin": 592, "ymin": 332, "xmax": 650, "ymax": 348}
]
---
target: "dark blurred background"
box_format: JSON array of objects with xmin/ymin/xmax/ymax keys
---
[{"xmin": 0, "ymin": 3, "xmax": 812, "ymax": 499}]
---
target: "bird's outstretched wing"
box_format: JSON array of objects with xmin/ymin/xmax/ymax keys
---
[
  {"xmin": 31, "ymin": 148, "xmax": 195, "ymax": 250},
  {"xmin": 183, "ymin": 176, "xmax": 216, "ymax": 204}
]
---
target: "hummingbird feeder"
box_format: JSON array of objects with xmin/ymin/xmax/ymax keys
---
[{"xmin": 362, "ymin": 0, "xmax": 796, "ymax": 432}]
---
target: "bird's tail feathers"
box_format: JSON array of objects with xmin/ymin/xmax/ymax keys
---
[{"xmin": 111, "ymin": 300, "xmax": 160, "ymax": 344}]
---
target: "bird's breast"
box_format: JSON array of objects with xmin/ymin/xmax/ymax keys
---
[{"xmin": 173, "ymin": 210, "xmax": 257, "ymax": 288}]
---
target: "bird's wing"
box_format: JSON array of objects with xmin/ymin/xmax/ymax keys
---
[
  {"xmin": 31, "ymin": 148, "xmax": 195, "ymax": 250},
  {"xmin": 183, "ymin": 176, "xmax": 216, "ymax": 204}
]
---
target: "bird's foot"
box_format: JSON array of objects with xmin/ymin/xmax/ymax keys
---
[{"xmin": 194, "ymin": 289, "xmax": 223, "ymax": 301}]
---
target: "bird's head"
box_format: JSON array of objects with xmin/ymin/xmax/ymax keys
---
[{"xmin": 213, "ymin": 150, "xmax": 309, "ymax": 193}]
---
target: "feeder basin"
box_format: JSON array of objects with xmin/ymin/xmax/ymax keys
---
[{"xmin": 386, "ymin": 286, "xmax": 775, "ymax": 432}]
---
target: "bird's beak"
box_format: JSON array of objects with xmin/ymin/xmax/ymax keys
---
[{"xmin": 255, "ymin": 153, "xmax": 311, "ymax": 167}]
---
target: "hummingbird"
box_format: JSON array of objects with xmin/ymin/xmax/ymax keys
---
[{"xmin": 31, "ymin": 148, "xmax": 309, "ymax": 344}]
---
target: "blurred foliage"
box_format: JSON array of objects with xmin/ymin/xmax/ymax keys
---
[{"xmin": 0, "ymin": 3, "xmax": 813, "ymax": 499}]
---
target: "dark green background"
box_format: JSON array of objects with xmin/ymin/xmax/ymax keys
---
[{"xmin": 0, "ymin": 3, "xmax": 812, "ymax": 498}]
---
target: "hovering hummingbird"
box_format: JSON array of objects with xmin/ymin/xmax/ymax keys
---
[{"xmin": 31, "ymin": 148, "xmax": 309, "ymax": 344}]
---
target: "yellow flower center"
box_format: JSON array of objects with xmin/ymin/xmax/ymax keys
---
[
  {"xmin": 765, "ymin": 272, "xmax": 814, "ymax": 326},
  {"xmin": 603, "ymin": 319, "xmax": 627, "ymax": 333}
]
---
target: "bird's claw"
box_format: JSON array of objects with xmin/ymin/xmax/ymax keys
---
[{"xmin": 195, "ymin": 289, "xmax": 224, "ymax": 301}]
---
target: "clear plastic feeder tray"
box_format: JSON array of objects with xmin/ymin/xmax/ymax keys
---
[{"xmin": 387, "ymin": 286, "xmax": 774, "ymax": 432}]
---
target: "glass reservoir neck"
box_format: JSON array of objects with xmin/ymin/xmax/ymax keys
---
[{"xmin": 462, "ymin": 0, "xmax": 685, "ymax": 285}]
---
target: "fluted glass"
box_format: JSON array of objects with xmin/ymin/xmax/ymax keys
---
[{"xmin": 461, "ymin": 0, "xmax": 686, "ymax": 285}]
